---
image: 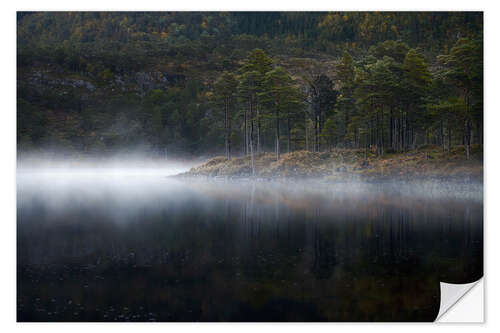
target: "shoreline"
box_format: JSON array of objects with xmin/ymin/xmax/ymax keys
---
[{"xmin": 178, "ymin": 147, "xmax": 483, "ymax": 184}]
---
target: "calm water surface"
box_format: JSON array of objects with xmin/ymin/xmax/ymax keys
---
[{"xmin": 17, "ymin": 170, "xmax": 483, "ymax": 321}]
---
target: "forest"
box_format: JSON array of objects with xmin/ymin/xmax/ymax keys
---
[{"xmin": 17, "ymin": 12, "xmax": 483, "ymax": 161}]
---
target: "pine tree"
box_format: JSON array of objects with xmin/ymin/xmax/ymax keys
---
[
  {"xmin": 238, "ymin": 70, "xmax": 260, "ymax": 174},
  {"xmin": 308, "ymin": 74, "xmax": 338, "ymax": 152},
  {"xmin": 238, "ymin": 49, "xmax": 273, "ymax": 155},
  {"xmin": 214, "ymin": 71, "xmax": 238, "ymax": 160},
  {"xmin": 438, "ymin": 37, "xmax": 483, "ymax": 159},
  {"xmin": 336, "ymin": 51, "xmax": 355, "ymax": 146},
  {"xmin": 260, "ymin": 67, "xmax": 303, "ymax": 160},
  {"xmin": 402, "ymin": 48, "xmax": 431, "ymax": 150}
]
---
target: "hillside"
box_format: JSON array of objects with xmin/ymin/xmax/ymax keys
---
[{"xmin": 17, "ymin": 12, "xmax": 483, "ymax": 161}]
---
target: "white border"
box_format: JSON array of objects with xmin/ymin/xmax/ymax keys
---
[{"xmin": 2, "ymin": 1, "xmax": 497, "ymax": 331}]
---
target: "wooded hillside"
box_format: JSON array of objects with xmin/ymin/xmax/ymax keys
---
[{"xmin": 17, "ymin": 12, "xmax": 483, "ymax": 159}]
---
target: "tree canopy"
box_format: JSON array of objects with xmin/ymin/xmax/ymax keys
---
[{"xmin": 17, "ymin": 12, "xmax": 483, "ymax": 160}]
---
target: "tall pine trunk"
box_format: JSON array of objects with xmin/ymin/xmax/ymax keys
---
[
  {"xmin": 380, "ymin": 108, "xmax": 385, "ymax": 155},
  {"xmin": 448, "ymin": 120, "xmax": 452, "ymax": 152},
  {"xmin": 305, "ymin": 113, "xmax": 309, "ymax": 151},
  {"xmin": 465, "ymin": 119, "xmax": 471, "ymax": 160},
  {"xmin": 250, "ymin": 100, "xmax": 255, "ymax": 175},
  {"xmin": 314, "ymin": 114, "xmax": 318, "ymax": 153},
  {"xmin": 405, "ymin": 109, "xmax": 410, "ymax": 151},
  {"xmin": 400, "ymin": 110, "xmax": 404, "ymax": 152},
  {"xmin": 318, "ymin": 113, "xmax": 323, "ymax": 152},
  {"xmin": 257, "ymin": 107, "xmax": 261, "ymax": 154},
  {"xmin": 465, "ymin": 93, "xmax": 471, "ymax": 160},
  {"xmin": 389, "ymin": 106, "xmax": 394, "ymax": 149},
  {"xmin": 244, "ymin": 107, "xmax": 248, "ymax": 156},
  {"xmin": 375, "ymin": 112, "xmax": 378, "ymax": 155},
  {"xmin": 287, "ymin": 115, "xmax": 291, "ymax": 153},
  {"xmin": 225, "ymin": 98, "xmax": 230, "ymax": 160},
  {"xmin": 344, "ymin": 108, "xmax": 349, "ymax": 147},
  {"xmin": 441, "ymin": 118, "xmax": 445, "ymax": 155},
  {"xmin": 275, "ymin": 105, "xmax": 280, "ymax": 161}
]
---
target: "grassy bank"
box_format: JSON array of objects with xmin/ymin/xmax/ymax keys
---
[{"xmin": 181, "ymin": 145, "xmax": 483, "ymax": 182}]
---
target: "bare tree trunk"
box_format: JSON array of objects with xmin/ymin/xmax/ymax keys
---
[
  {"xmin": 228, "ymin": 102, "xmax": 231, "ymax": 159},
  {"xmin": 390, "ymin": 106, "xmax": 393, "ymax": 149},
  {"xmin": 465, "ymin": 119, "xmax": 471, "ymax": 160},
  {"xmin": 276, "ymin": 105, "xmax": 280, "ymax": 161},
  {"xmin": 448, "ymin": 120, "xmax": 452, "ymax": 152},
  {"xmin": 394, "ymin": 115, "xmax": 398, "ymax": 151},
  {"xmin": 344, "ymin": 108, "xmax": 349, "ymax": 147},
  {"xmin": 380, "ymin": 109, "xmax": 385, "ymax": 155},
  {"xmin": 463, "ymin": 92, "xmax": 471, "ymax": 160},
  {"xmin": 305, "ymin": 114, "xmax": 309, "ymax": 151},
  {"xmin": 318, "ymin": 114, "xmax": 323, "ymax": 152},
  {"xmin": 225, "ymin": 99, "xmax": 229, "ymax": 160},
  {"xmin": 250, "ymin": 133, "xmax": 255, "ymax": 175},
  {"xmin": 405, "ymin": 109, "xmax": 410, "ymax": 151},
  {"xmin": 375, "ymin": 111, "xmax": 379, "ymax": 156},
  {"xmin": 244, "ymin": 107, "xmax": 248, "ymax": 156},
  {"xmin": 314, "ymin": 114, "xmax": 318, "ymax": 153},
  {"xmin": 257, "ymin": 107, "xmax": 261, "ymax": 154},
  {"xmin": 287, "ymin": 115, "xmax": 291, "ymax": 153},
  {"xmin": 400, "ymin": 110, "xmax": 404, "ymax": 152},
  {"xmin": 250, "ymin": 100, "xmax": 255, "ymax": 175},
  {"xmin": 365, "ymin": 121, "xmax": 369, "ymax": 158},
  {"xmin": 396, "ymin": 112, "xmax": 400, "ymax": 151},
  {"xmin": 441, "ymin": 118, "xmax": 445, "ymax": 155},
  {"xmin": 369, "ymin": 119, "xmax": 373, "ymax": 149}
]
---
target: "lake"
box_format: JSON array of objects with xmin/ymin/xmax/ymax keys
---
[{"xmin": 17, "ymin": 169, "xmax": 483, "ymax": 321}]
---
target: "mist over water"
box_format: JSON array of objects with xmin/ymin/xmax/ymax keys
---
[
  {"xmin": 17, "ymin": 153, "xmax": 196, "ymax": 176},
  {"xmin": 17, "ymin": 158, "xmax": 483, "ymax": 321}
]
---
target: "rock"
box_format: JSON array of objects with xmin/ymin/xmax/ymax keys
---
[
  {"xmin": 336, "ymin": 165, "xmax": 347, "ymax": 172},
  {"xmin": 359, "ymin": 160, "xmax": 369, "ymax": 169}
]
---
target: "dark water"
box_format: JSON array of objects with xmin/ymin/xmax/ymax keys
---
[{"xmin": 17, "ymin": 172, "xmax": 483, "ymax": 322}]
